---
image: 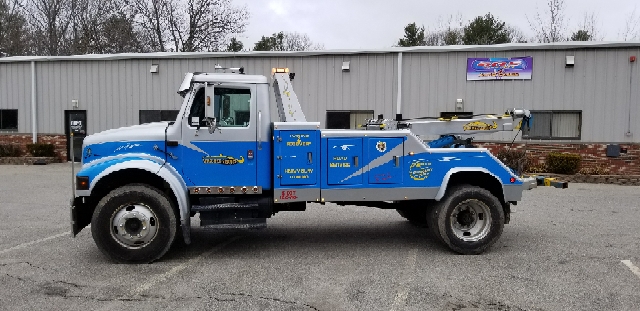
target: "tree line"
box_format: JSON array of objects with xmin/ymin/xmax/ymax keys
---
[
  {"xmin": 0, "ymin": 0, "xmax": 324, "ymax": 57},
  {"xmin": 2, "ymin": 0, "xmax": 639, "ymax": 57},
  {"xmin": 396, "ymin": 0, "xmax": 640, "ymax": 47}
]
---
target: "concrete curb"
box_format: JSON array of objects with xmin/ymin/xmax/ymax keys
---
[{"xmin": 528, "ymin": 173, "xmax": 640, "ymax": 186}]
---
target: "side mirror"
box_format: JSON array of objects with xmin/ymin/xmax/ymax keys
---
[
  {"xmin": 204, "ymin": 84, "xmax": 220, "ymax": 133},
  {"xmin": 206, "ymin": 117, "xmax": 219, "ymax": 134}
]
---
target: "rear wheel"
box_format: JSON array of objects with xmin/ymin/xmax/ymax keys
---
[
  {"xmin": 431, "ymin": 185, "xmax": 504, "ymax": 254},
  {"xmin": 91, "ymin": 184, "xmax": 177, "ymax": 263}
]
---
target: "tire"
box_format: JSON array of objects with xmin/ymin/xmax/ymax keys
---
[
  {"xmin": 431, "ymin": 185, "xmax": 504, "ymax": 255},
  {"xmin": 396, "ymin": 207, "xmax": 428, "ymax": 227},
  {"xmin": 91, "ymin": 184, "xmax": 177, "ymax": 263},
  {"xmin": 426, "ymin": 205, "xmax": 444, "ymax": 244}
]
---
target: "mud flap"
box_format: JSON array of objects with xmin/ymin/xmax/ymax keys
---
[{"xmin": 70, "ymin": 197, "xmax": 91, "ymax": 236}]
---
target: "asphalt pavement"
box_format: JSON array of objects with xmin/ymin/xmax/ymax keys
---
[{"xmin": 0, "ymin": 163, "xmax": 639, "ymax": 311}]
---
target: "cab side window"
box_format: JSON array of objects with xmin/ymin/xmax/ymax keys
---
[
  {"xmin": 188, "ymin": 87, "xmax": 251, "ymax": 128},
  {"xmin": 214, "ymin": 88, "xmax": 251, "ymax": 127}
]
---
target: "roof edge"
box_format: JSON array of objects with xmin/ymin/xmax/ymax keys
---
[{"xmin": 1, "ymin": 41, "xmax": 639, "ymax": 63}]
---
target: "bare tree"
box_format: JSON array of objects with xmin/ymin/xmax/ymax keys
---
[
  {"xmin": 528, "ymin": 0, "xmax": 567, "ymax": 43},
  {"xmin": 507, "ymin": 26, "xmax": 529, "ymax": 43},
  {"xmin": 65, "ymin": 0, "xmax": 128, "ymax": 54},
  {"xmin": 283, "ymin": 32, "xmax": 323, "ymax": 51},
  {"xmin": 424, "ymin": 14, "xmax": 464, "ymax": 46},
  {"xmin": 98, "ymin": 14, "xmax": 143, "ymax": 53},
  {"xmin": 133, "ymin": 0, "xmax": 248, "ymax": 52},
  {"xmin": 131, "ymin": 0, "xmax": 171, "ymax": 52},
  {"xmin": 569, "ymin": 12, "xmax": 601, "ymax": 41},
  {"xmin": 619, "ymin": 8, "xmax": 640, "ymax": 41},
  {"xmin": 21, "ymin": 0, "xmax": 80, "ymax": 55},
  {"xmin": 0, "ymin": 0, "xmax": 31, "ymax": 56}
]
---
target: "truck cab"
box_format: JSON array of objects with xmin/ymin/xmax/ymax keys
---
[{"xmin": 71, "ymin": 68, "xmax": 529, "ymax": 263}]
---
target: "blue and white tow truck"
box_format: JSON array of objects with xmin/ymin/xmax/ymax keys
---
[{"xmin": 71, "ymin": 67, "xmax": 532, "ymax": 263}]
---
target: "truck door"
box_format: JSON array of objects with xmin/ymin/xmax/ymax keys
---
[
  {"xmin": 181, "ymin": 84, "xmax": 257, "ymax": 187},
  {"xmin": 327, "ymin": 138, "xmax": 363, "ymax": 185}
]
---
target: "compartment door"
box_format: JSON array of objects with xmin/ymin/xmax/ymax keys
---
[
  {"xmin": 327, "ymin": 138, "xmax": 363, "ymax": 185},
  {"xmin": 279, "ymin": 131, "xmax": 318, "ymax": 186},
  {"xmin": 368, "ymin": 138, "xmax": 404, "ymax": 184}
]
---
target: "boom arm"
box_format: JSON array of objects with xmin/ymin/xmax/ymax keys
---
[
  {"xmin": 403, "ymin": 109, "xmax": 530, "ymax": 136},
  {"xmin": 365, "ymin": 109, "xmax": 530, "ymax": 137},
  {"xmin": 273, "ymin": 71, "xmax": 306, "ymax": 122}
]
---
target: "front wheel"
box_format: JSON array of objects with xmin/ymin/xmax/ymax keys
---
[
  {"xmin": 431, "ymin": 185, "xmax": 504, "ymax": 255},
  {"xmin": 91, "ymin": 184, "xmax": 177, "ymax": 263}
]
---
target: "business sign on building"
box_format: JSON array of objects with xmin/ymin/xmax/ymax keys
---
[{"xmin": 466, "ymin": 57, "xmax": 533, "ymax": 81}]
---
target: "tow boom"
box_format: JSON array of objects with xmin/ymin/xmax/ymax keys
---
[{"xmin": 365, "ymin": 109, "xmax": 530, "ymax": 137}]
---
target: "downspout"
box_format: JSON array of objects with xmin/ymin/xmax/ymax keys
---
[
  {"xmin": 396, "ymin": 52, "xmax": 403, "ymax": 120},
  {"xmin": 31, "ymin": 61, "xmax": 37, "ymax": 143},
  {"xmin": 627, "ymin": 60, "xmax": 634, "ymax": 137}
]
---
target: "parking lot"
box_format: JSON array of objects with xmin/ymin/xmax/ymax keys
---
[{"xmin": 0, "ymin": 163, "xmax": 639, "ymax": 311}]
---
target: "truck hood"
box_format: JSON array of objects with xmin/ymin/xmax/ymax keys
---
[{"xmin": 84, "ymin": 122, "xmax": 169, "ymax": 146}]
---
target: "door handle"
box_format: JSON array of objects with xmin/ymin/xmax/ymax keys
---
[
  {"xmin": 354, "ymin": 156, "xmax": 359, "ymax": 167},
  {"xmin": 307, "ymin": 152, "xmax": 313, "ymax": 164},
  {"xmin": 394, "ymin": 156, "xmax": 400, "ymax": 167},
  {"xmin": 258, "ymin": 110, "xmax": 262, "ymax": 150}
]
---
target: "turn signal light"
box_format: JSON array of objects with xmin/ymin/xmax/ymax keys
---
[{"xmin": 76, "ymin": 176, "xmax": 89, "ymax": 190}]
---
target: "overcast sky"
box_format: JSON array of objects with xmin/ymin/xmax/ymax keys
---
[{"xmin": 236, "ymin": 0, "xmax": 640, "ymax": 49}]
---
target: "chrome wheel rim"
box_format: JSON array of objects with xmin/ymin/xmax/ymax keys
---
[
  {"xmin": 110, "ymin": 204, "xmax": 158, "ymax": 248},
  {"xmin": 449, "ymin": 199, "xmax": 491, "ymax": 242}
]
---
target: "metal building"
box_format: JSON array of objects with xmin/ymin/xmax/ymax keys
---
[{"xmin": 1, "ymin": 42, "xmax": 639, "ymax": 157}]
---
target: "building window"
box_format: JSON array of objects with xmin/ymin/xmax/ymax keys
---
[
  {"xmin": 0, "ymin": 109, "xmax": 18, "ymax": 131},
  {"xmin": 523, "ymin": 110, "xmax": 582, "ymax": 140},
  {"xmin": 326, "ymin": 110, "xmax": 374, "ymax": 129},
  {"xmin": 440, "ymin": 112, "xmax": 474, "ymax": 119},
  {"xmin": 139, "ymin": 110, "xmax": 180, "ymax": 124}
]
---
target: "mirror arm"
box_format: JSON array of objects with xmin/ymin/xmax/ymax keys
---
[{"xmin": 206, "ymin": 117, "xmax": 220, "ymax": 134}]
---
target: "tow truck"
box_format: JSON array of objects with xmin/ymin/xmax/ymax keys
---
[{"xmin": 70, "ymin": 67, "xmax": 532, "ymax": 263}]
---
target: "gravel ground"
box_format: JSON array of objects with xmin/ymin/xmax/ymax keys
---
[{"xmin": 0, "ymin": 163, "xmax": 639, "ymax": 311}]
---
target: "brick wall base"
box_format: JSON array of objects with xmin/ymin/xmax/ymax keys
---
[
  {"xmin": 0, "ymin": 134, "xmax": 67, "ymax": 162},
  {"xmin": 0, "ymin": 157, "xmax": 59, "ymax": 165},
  {"xmin": 476, "ymin": 142, "xmax": 640, "ymax": 175}
]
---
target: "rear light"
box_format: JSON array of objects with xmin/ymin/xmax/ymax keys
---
[{"xmin": 510, "ymin": 177, "xmax": 516, "ymax": 183}]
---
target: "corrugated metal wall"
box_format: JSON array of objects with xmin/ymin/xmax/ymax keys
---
[
  {"xmin": 0, "ymin": 47, "xmax": 638, "ymax": 143},
  {"xmin": 400, "ymin": 48, "xmax": 640, "ymax": 142},
  {"xmin": 0, "ymin": 62, "xmax": 32, "ymax": 132},
  {"xmin": 1, "ymin": 55, "xmax": 397, "ymax": 136}
]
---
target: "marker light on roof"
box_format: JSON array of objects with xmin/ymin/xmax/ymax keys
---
[{"xmin": 272, "ymin": 68, "xmax": 289, "ymax": 74}]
